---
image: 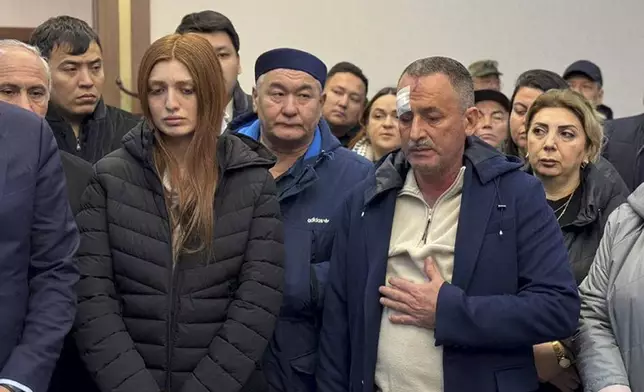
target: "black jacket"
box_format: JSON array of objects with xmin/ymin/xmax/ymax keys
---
[
  {"xmin": 59, "ymin": 152, "xmax": 93, "ymax": 215},
  {"xmin": 47, "ymin": 99, "xmax": 140, "ymax": 164},
  {"xmin": 73, "ymin": 123, "xmax": 284, "ymax": 392},
  {"xmin": 232, "ymin": 82, "xmax": 253, "ymax": 120},
  {"xmin": 602, "ymin": 112, "xmax": 644, "ymax": 191},
  {"xmin": 48, "ymin": 152, "xmax": 94, "ymax": 392},
  {"xmin": 527, "ymin": 160, "xmax": 628, "ymax": 284}
]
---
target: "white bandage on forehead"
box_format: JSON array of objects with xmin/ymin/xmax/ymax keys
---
[{"xmin": 396, "ymin": 86, "xmax": 411, "ymax": 117}]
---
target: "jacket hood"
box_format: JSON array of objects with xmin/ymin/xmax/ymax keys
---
[
  {"xmin": 122, "ymin": 121, "xmax": 276, "ymax": 172},
  {"xmin": 228, "ymin": 112, "xmax": 343, "ymax": 154},
  {"xmin": 628, "ymin": 182, "xmax": 644, "ymax": 218},
  {"xmin": 366, "ymin": 136, "xmax": 523, "ymax": 202}
]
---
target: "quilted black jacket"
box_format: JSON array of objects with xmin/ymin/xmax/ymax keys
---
[
  {"xmin": 73, "ymin": 122, "xmax": 284, "ymax": 392},
  {"xmin": 47, "ymin": 99, "xmax": 141, "ymax": 164}
]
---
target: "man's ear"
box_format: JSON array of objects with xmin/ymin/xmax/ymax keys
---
[
  {"xmin": 464, "ymin": 106, "xmax": 480, "ymax": 136},
  {"xmin": 252, "ymin": 86, "xmax": 259, "ymax": 113}
]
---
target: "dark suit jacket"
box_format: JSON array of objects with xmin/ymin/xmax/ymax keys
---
[{"xmin": 0, "ymin": 102, "xmax": 79, "ymax": 392}]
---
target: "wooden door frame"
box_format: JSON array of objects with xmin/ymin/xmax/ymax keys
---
[{"xmin": 92, "ymin": 0, "xmax": 149, "ymax": 113}]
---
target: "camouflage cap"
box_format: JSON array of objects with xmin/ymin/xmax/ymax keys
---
[{"xmin": 468, "ymin": 60, "xmax": 502, "ymax": 78}]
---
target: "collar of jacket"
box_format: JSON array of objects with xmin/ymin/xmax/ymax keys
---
[
  {"xmin": 363, "ymin": 136, "xmax": 523, "ymax": 206},
  {"xmin": 231, "ymin": 113, "xmax": 343, "ymax": 201},
  {"xmin": 46, "ymin": 98, "xmax": 108, "ymax": 124},
  {"xmin": 230, "ymin": 112, "xmax": 342, "ymax": 159},
  {"xmin": 121, "ymin": 121, "xmax": 277, "ymax": 174},
  {"xmin": 524, "ymin": 158, "xmax": 621, "ymax": 227}
]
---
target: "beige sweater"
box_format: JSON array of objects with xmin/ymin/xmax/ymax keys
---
[{"xmin": 375, "ymin": 167, "xmax": 465, "ymax": 392}]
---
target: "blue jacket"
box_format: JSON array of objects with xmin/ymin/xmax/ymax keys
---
[
  {"xmin": 231, "ymin": 113, "xmax": 372, "ymax": 392},
  {"xmin": 0, "ymin": 102, "xmax": 79, "ymax": 392},
  {"xmin": 317, "ymin": 137, "xmax": 580, "ymax": 392}
]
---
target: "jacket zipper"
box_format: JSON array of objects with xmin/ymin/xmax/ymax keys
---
[
  {"xmin": 165, "ymin": 259, "xmax": 179, "ymax": 391},
  {"xmin": 420, "ymin": 173, "xmax": 462, "ymax": 244}
]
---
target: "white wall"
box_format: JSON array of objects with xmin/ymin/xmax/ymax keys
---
[
  {"xmin": 151, "ymin": 0, "xmax": 644, "ymax": 118},
  {"xmin": 0, "ymin": 0, "xmax": 93, "ymax": 27}
]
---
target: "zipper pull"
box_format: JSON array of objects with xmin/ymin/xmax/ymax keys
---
[{"xmin": 76, "ymin": 138, "xmax": 81, "ymax": 152}]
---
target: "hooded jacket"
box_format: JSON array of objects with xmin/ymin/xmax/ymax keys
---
[
  {"xmin": 317, "ymin": 137, "xmax": 580, "ymax": 392},
  {"xmin": 47, "ymin": 100, "xmax": 141, "ymax": 164},
  {"xmin": 575, "ymin": 183, "xmax": 644, "ymax": 392},
  {"xmin": 73, "ymin": 123, "xmax": 284, "ymax": 392},
  {"xmin": 230, "ymin": 113, "xmax": 372, "ymax": 392}
]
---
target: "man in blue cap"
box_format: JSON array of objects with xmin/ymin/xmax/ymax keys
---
[
  {"xmin": 229, "ymin": 48, "xmax": 372, "ymax": 392},
  {"xmin": 563, "ymin": 60, "xmax": 613, "ymax": 120}
]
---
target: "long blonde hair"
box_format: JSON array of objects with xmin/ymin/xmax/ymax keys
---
[{"xmin": 137, "ymin": 33, "xmax": 226, "ymax": 257}]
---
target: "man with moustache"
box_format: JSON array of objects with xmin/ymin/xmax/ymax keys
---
[
  {"xmin": 317, "ymin": 57, "xmax": 579, "ymax": 392},
  {"xmin": 29, "ymin": 16, "xmax": 140, "ymax": 163}
]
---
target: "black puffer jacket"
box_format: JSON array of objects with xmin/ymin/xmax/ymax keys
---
[
  {"xmin": 527, "ymin": 159, "xmax": 628, "ymax": 285},
  {"xmin": 47, "ymin": 99, "xmax": 141, "ymax": 164},
  {"xmin": 561, "ymin": 161, "xmax": 629, "ymax": 284},
  {"xmin": 73, "ymin": 123, "xmax": 284, "ymax": 392}
]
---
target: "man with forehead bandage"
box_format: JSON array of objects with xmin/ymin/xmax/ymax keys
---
[{"xmin": 317, "ymin": 57, "xmax": 579, "ymax": 392}]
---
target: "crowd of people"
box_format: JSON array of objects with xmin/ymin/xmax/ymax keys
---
[{"xmin": 0, "ymin": 9, "xmax": 643, "ymax": 392}]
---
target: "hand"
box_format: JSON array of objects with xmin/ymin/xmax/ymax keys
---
[
  {"xmin": 378, "ymin": 257, "xmax": 445, "ymax": 329},
  {"xmin": 549, "ymin": 367, "xmax": 580, "ymax": 392},
  {"xmin": 534, "ymin": 342, "xmax": 563, "ymax": 383}
]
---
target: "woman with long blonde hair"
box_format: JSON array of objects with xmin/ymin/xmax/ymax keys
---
[{"xmin": 73, "ymin": 33, "xmax": 284, "ymax": 392}]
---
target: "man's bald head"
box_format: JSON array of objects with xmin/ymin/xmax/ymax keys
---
[{"xmin": 0, "ymin": 40, "xmax": 50, "ymax": 116}]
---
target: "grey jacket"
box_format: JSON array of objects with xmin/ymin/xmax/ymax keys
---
[{"xmin": 575, "ymin": 184, "xmax": 644, "ymax": 392}]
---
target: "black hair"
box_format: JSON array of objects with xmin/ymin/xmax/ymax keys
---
[
  {"xmin": 505, "ymin": 69, "xmax": 569, "ymax": 157},
  {"xmin": 29, "ymin": 15, "xmax": 101, "ymax": 59},
  {"xmin": 327, "ymin": 62, "xmax": 369, "ymax": 95},
  {"xmin": 176, "ymin": 11, "xmax": 240, "ymax": 53}
]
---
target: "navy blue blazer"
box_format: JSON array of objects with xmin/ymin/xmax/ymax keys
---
[
  {"xmin": 0, "ymin": 102, "xmax": 79, "ymax": 392},
  {"xmin": 317, "ymin": 138, "xmax": 580, "ymax": 392}
]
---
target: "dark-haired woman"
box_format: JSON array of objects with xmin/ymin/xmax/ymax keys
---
[
  {"xmin": 349, "ymin": 87, "xmax": 400, "ymax": 161},
  {"xmin": 73, "ymin": 33, "xmax": 284, "ymax": 392}
]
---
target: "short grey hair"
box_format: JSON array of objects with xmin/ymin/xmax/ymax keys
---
[
  {"xmin": 399, "ymin": 56, "xmax": 474, "ymax": 111},
  {"xmin": 0, "ymin": 39, "xmax": 51, "ymax": 91}
]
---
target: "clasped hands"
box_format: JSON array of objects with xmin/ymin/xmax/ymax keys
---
[{"xmin": 379, "ymin": 256, "xmax": 445, "ymax": 329}]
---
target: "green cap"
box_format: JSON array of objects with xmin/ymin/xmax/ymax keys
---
[{"xmin": 468, "ymin": 60, "xmax": 502, "ymax": 78}]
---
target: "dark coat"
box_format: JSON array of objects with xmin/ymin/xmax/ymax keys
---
[
  {"xmin": 317, "ymin": 137, "xmax": 580, "ymax": 392},
  {"xmin": 232, "ymin": 82, "xmax": 253, "ymax": 120},
  {"xmin": 59, "ymin": 152, "xmax": 93, "ymax": 215},
  {"xmin": 0, "ymin": 102, "xmax": 79, "ymax": 392},
  {"xmin": 602, "ymin": 112, "xmax": 644, "ymax": 192},
  {"xmin": 73, "ymin": 123, "xmax": 285, "ymax": 392},
  {"xmin": 47, "ymin": 153, "xmax": 94, "ymax": 392},
  {"xmin": 527, "ymin": 160, "xmax": 629, "ymax": 285},
  {"xmin": 47, "ymin": 99, "xmax": 140, "ymax": 164},
  {"xmin": 231, "ymin": 114, "xmax": 373, "ymax": 392}
]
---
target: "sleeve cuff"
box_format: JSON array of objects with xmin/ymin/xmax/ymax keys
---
[
  {"xmin": 0, "ymin": 379, "xmax": 33, "ymax": 392},
  {"xmin": 598, "ymin": 386, "xmax": 631, "ymax": 392}
]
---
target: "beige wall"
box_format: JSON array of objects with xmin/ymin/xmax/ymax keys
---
[
  {"xmin": 0, "ymin": 0, "xmax": 93, "ymax": 27},
  {"xmin": 150, "ymin": 0, "xmax": 644, "ymax": 117}
]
